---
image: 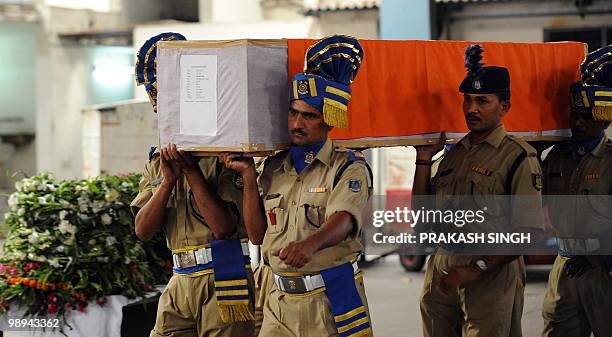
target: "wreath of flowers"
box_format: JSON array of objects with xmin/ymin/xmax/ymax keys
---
[{"xmin": 0, "ymin": 173, "xmax": 171, "ymax": 319}]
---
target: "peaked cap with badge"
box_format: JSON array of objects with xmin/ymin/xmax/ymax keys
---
[
  {"xmin": 135, "ymin": 32, "xmax": 187, "ymax": 112},
  {"xmin": 459, "ymin": 44, "xmax": 510, "ymax": 95},
  {"xmin": 570, "ymin": 45, "xmax": 612, "ymax": 122},
  {"xmin": 289, "ymin": 35, "xmax": 364, "ymax": 129}
]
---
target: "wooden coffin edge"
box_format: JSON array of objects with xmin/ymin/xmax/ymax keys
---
[
  {"xmin": 334, "ymin": 135, "xmax": 569, "ymax": 148},
  {"xmin": 159, "ymin": 39, "xmax": 287, "ymax": 49}
]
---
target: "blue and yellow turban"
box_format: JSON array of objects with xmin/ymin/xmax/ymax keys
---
[
  {"xmin": 289, "ymin": 35, "xmax": 364, "ymax": 128},
  {"xmin": 135, "ymin": 32, "xmax": 186, "ymax": 112},
  {"xmin": 570, "ymin": 45, "xmax": 612, "ymax": 122}
]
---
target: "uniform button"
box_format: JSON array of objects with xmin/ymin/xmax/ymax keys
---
[
  {"xmin": 296, "ymin": 178, "xmax": 301, "ymax": 182},
  {"xmin": 292, "ymin": 201, "xmax": 297, "ymax": 206}
]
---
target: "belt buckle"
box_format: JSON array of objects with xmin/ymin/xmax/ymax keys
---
[
  {"xmin": 280, "ymin": 276, "xmax": 308, "ymax": 294},
  {"xmin": 176, "ymin": 251, "xmax": 197, "ymax": 269}
]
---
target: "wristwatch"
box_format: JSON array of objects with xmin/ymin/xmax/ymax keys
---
[{"xmin": 475, "ymin": 259, "xmax": 488, "ymax": 271}]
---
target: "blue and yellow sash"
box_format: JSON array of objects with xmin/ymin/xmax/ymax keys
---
[
  {"xmin": 211, "ymin": 239, "xmax": 254, "ymax": 323},
  {"xmin": 321, "ymin": 263, "xmax": 372, "ymax": 337}
]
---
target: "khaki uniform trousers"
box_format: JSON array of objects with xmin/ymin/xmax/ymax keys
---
[
  {"xmin": 254, "ymin": 263, "xmax": 274, "ymax": 336},
  {"xmin": 257, "ymin": 264, "xmax": 372, "ymax": 337},
  {"xmin": 151, "ymin": 273, "xmax": 255, "ymax": 337},
  {"xmin": 542, "ymin": 255, "xmax": 612, "ymax": 337},
  {"xmin": 420, "ymin": 256, "xmax": 525, "ymax": 337}
]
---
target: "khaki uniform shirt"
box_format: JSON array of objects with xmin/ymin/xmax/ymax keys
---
[
  {"xmin": 543, "ymin": 136, "xmax": 612, "ymax": 238},
  {"xmin": 131, "ymin": 155, "xmax": 247, "ymax": 251},
  {"xmin": 432, "ymin": 125, "xmax": 544, "ymax": 267},
  {"xmin": 259, "ymin": 139, "xmax": 372, "ymax": 274}
]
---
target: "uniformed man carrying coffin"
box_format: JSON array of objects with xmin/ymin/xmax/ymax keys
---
[
  {"xmin": 220, "ymin": 35, "xmax": 374, "ymax": 337},
  {"xmin": 131, "ymin": 32, "xmax": 256, "ymax": 337},
  {"xmin": 411, "ymin": 45, "xmax": 544, "ymax": 337},
  {"xmin": 541, "ymin": 45, "xmax": 612, "ymax": 337}
]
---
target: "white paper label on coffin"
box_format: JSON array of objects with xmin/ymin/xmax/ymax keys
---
[
  {"xmin": 157, "ymin": 40, "xmax": 290, "ymax": 152},
  {"xmin": 179, "ymin": 54, "xmax": 218, "ymax": 136}
]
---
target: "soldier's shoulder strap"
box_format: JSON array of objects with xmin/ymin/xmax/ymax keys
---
[
  {"xmin": 332, "ymin": 148, "xmax": 373, "ymax": 190},
  {"xmin": 261, "ymin": 150, "xmax": 288, "ymax": 171},
  {"xmin": 506, "ymin": 136, "xmax": 538, "ymax": 193}
]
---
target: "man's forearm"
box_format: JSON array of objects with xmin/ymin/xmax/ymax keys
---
[
  {"xmin": 241, "ymin": 169, "xmax": 267, "ymax": 245},
  {"xmin": 135, "ymin": 182, "xmax": 173, "ymax": 241},
  {"xmin": 412, "ymin": 164, "xmax": 433, "ymax": 196},
  {"xmin": 304, "ymin": 212, "xmax": 354, "ymax": 253},
  {"xmin": 183, "ymin": 168, "xmax": 236, "ymax": 239}
]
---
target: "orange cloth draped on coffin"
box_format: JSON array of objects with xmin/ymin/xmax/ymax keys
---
[{"xmin": 287, "ymin": 39, "xmax": 586, "ymax": 141}]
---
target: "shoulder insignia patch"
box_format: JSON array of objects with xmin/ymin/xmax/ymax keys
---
[
  {"xmin": 151, "ymin": 177, "xmax": 163, "ymax": 186},
  {"xmin": 348, "ymin": 179, "xmax": 362, "ymax": 192},
  {"xmin": 532, "ymin": 173, "xmax": 543, "ymax": 191}
]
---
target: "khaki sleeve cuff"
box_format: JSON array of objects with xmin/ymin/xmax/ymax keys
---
[
  {"xmin": 326, "ymin": 201, "xmax": 365, "ymax": 231},
  {"xmin": 130, "ymin": 190, "xmax": 153, "ymax": 215}
]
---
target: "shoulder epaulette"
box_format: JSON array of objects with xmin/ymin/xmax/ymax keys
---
[
  {"xmin": 507, "ymin": 135, "xmax": 537, "ymax": 157},
  {"xmin": 262, "ymin": 150, "xmax": 287, "ymax": 167},
  {"xmin": 333, "ymin": 150, "xmax": 372, "ymax": 189}
]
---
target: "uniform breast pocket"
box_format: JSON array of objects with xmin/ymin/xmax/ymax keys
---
[
  {"xmin": 264, "ymin": 195, "xmax": 286, "ymax": 234},
  {"xmin": 579, "ymin": 182, "xmax": 612, "ymax": 219},
  {"xmin": 468, "ymin": 173, "xmax": 507, "ymax": 217},
  {"xmin": 546, "ymin": 172, "xmax": 565, "ymax": 194},
  {"xmin": 433, "ymin": 175, "xmax": 455, "ymax": 209},
  {"xmin": 299, "ymin": 192, "xmax": 328, "ymax": 229}
]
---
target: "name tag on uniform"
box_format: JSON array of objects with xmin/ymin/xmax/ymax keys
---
[
  {"xmin": 471, "ymin": 166, "xmax": 493, "ymax": 176},
  {"xmin": 584, "ymin": 173, "xmax": 600, "ymax": 181},
  {"xmin": 308, "ymin": 187, "xmax": 327, "ymax": 193}
]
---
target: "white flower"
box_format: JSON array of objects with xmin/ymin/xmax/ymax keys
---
[
  {"xmin": 27, "ymin": 253, "xmax": 47, "ymax": 263},
  {"xmin": 15, "ymin": 181, "xmax": 23, "ymax": 191},
  {"xmin": 60, "ymin": 199, "xmax": 71, "ymax": 208},
  {"xmin": 92, "ymin": 200, "xmax": 104, "ymax": 213},
  {"xmin": 63, "ymin": 236, "xmax": 75, "ymax": 245},
  {"xmin": 58, "ymin": 220, "xmax": 77, "ymax": 235},
  {"xmin": 105, "ymin": 236, "xmax": 117, "ymax": 246},
  {"xmin": 8, "ymin": 194, "xmax": 18, "ymax": 210},
  {"xmin": 46, "ymin": 184, "xmax": 57, "ymax": 192},
  {"xmin": 59, "ymin": 210, "xmax": 68, "ymax": 220},
  {"xmin": 124, "ymin": 257, "xmax": 131, "ymax": 264},
  {"xmin": 121, "ymin": 182, "xmax": 130, "ymax": 188},
  {"xmin": 38, "ymin": 196, "xmax": 48, "ymax": 205},
  {"xmin": 88, "ymin": 239, "xmax": 96, "ymax": 246},
  {"xmin": 17, "ymin": 208, "xmax": 25, "ymax": 216},
  {"xmin": 4, "ymin": 213, "xmax": 10, "ymax": 220},
  {"xmin": 28, "ymin": 231, "xmax": 40, "ymax": 244},
  {"xmin": 55, "ymin": 245, "xmax": 66, "ymax": 253},
  {"xmin": 100, "ymin": 214, "xmax": 112, "ymax": 225},
  {"xmin": 48, "ymin": 259, "xmax": 61, "ymax": 268},
  {"xmin": 97, "ymin": 256, "xmax": 109, "ymax": 263},
  {"xmin": 79, "ymin": 204, "xmax": 88, "ymax": 212},
  {"xmin": 105, "ymin": 190, "xmax": 119, "ymax": 203}
]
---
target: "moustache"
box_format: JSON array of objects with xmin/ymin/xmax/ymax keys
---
[
  {"xmin": 291, "ymin": 129, "xmax": 306, "ymax": 136},
  {"xmin": 466, "ymin": 114, "xmax": 481, "ymax": 121}
]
